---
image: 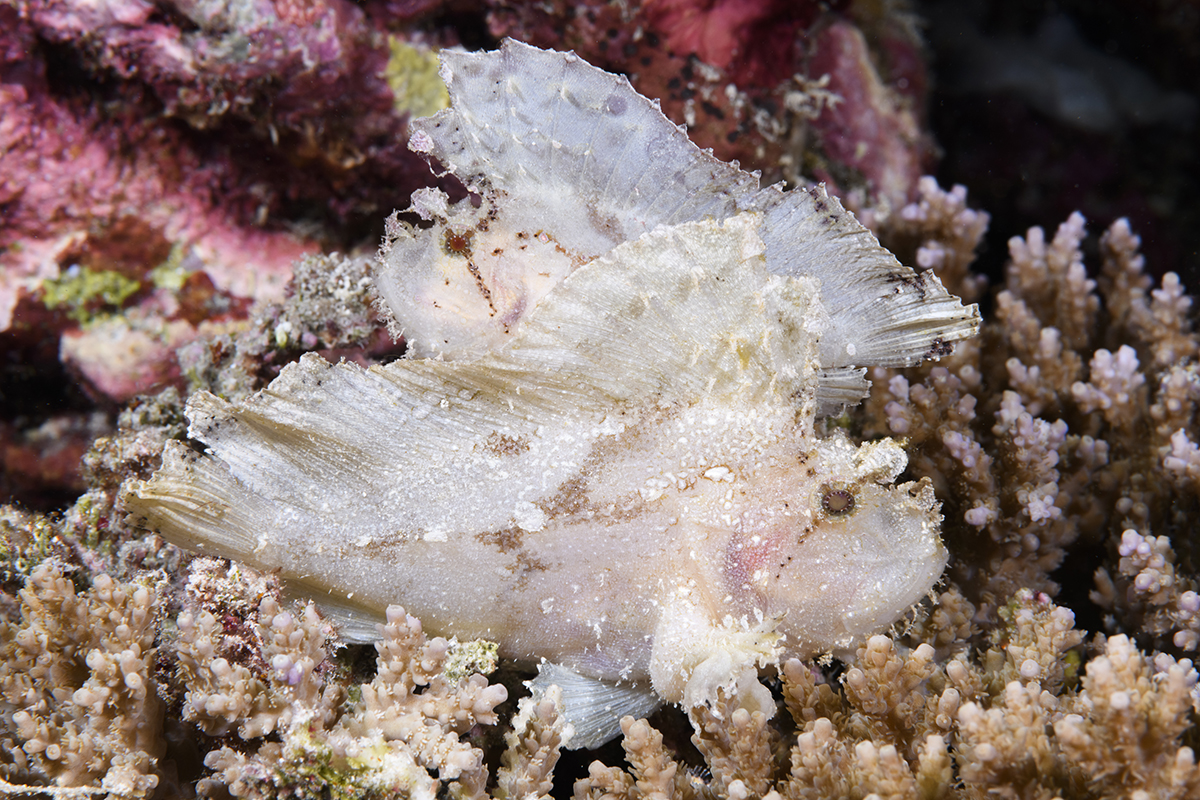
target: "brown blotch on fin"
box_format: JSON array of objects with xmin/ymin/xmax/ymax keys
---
[
  {"xmin": 477, "ymin": 525, "xmax": 525, "ymax": 553},
  {"xmin": 484, "ymin": 432, "xmax": 531, "ymax": 456},
  {"xmin": 539, "ymin": 474, "xmax": 589, "ymax": 518}
]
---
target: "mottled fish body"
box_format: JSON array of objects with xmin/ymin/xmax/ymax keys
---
[{"xmin": 128, "ymin": 40, "xmax": 978, "ymax": 748}]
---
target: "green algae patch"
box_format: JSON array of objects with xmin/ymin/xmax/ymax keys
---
[
  {"xmin": 42, "ymin": 265, "xmax": 141, "ymax": 324},
  {"xmin": 442, "ymin": 638, "xmax": 500, "ymax": 684},
  {"xmin": 0, "ymin": 507, "xmax": 58, "ymax": 585}
]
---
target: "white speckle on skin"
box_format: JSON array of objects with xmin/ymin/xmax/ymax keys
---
[
  {"xmin": 703, "ymin": 466, "xmax": 733, "ymax": 482},
  {"xmin": 514, "ymin": 501, "xmax": 547, "ymax": 532}
]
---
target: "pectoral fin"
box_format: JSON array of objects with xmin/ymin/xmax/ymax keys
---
[{"xmin": 527, "ymin": 662, "xmax": 661, "ymax": 750}]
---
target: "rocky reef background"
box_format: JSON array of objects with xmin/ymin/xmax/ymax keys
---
[{"xmin": 2, "ymin": 0, "xmax": 1198, "ymax": 797}]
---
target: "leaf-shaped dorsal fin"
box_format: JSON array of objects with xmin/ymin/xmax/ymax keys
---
[
  {"xmin": 382, "ymin": 40, "xmax": 979, "ymax": 374},
  {"xmin": 410, "ymin": 38, "xmax": 760, "ymax": 255},
  {"xmin": 759, "ymin": 184, "xmax": 981, "ymax": 369}
]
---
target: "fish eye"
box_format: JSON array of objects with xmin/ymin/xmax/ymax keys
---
[
  {"xmin": 443, "ymin": 228, "xmax": 474, "ymax": 256},
  {"xmin": 821, "ymin": 487, "xmax": 856, "ymax": 517}
]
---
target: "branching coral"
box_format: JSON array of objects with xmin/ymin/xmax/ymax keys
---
[
  {"xmin": 1093, "ymin": 529, "xmax": 1200, "ymax": 654},
  {"xmin": 191, "ymin": 597, "xmax": 508, "ymax": 800},
  {"xmin": 175, "ymin": 596, "xmax": 340, "ymax": 741},
  {"xmin": 1055, "ymin": 634, "xmax": 1200, "ymax": 798},
  {"xmin": 884, "ymin": 177, "xmax": 991, "ymax": 305},
  {"xmin": 0, "ymin": 548, "xmax": 512, "ymax": 798},
  {"xmin": 0, "ymin": 561, "xmax": 162, "ymax": 798},
  {"xmin": 495, "ymin": 686, "xmax": 572, "ymax": 800},
  {"xmin": 865, "ymin": 179, "xmax": 1200, "ymax": 636},
  {"xmin": 557, "ymin": 590, "xmax": 1196, "ymax": 800}
]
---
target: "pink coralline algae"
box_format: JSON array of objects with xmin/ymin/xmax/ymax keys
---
[
  {"xmin": 0, "ymin": 0, "xmax": 450, "ymax": 408},
  {"xmin": 24, "ymin": 0, "xmax": 395, "ymax": 145},
  {"xmin": 18, "ymin": 0, "xmax": 449, "ymax": 226},
  {"xmin": 1, "ymin": 11, "xmax": 313, "ymax": 331},
  {"xmin": 640, "ymin": 0, "xmax": 812, "ymax": 85},
  {"xmin": 3, "ymin": 0, "xmax": 457, "ymax": 505},
  {"xmin": 804, "ymin": 20, "xmax": 932, "ymax": 212},
  {"xmin": 0, "ymin": 70, "xmax": 313, "ymax": 400}
]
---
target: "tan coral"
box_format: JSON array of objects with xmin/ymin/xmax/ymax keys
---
[
  {"xmin": 1003, "ymin": 212, "xmax": 1099, "ymax": 352},
  {"xmin": 955, "ymin": 680, "xmax": 1067, "ymax": 798},
  {"xmin": 886, "ymin": 176, "xmax": 991, "ymax": 304},
  {"xmin": 182, "ymin": 591, "xmax": 507, "ymax": 800},
  {"xmin": 840, "ymin": 635, "xmax": 938, "ymax": 752},
  {"xmin": 0, "ymin": 562, "xmax": 162, "ymax": 798},
  {"xmin": 866, "ymin": 189, "xmax": 1199, "ymax": 625},
  {"xmin": 1054, "ymin": 634, "xmax": 1200, "ymax": 798},
  {"xmin": 689, "ymin": 688, "xmax": 779, "ymax": 799},
  {"xmin": 496, "ymin": 686, "xmax": 572, "ymax": 800}
]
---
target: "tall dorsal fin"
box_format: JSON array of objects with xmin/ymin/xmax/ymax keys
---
[{"xmin": 379, "ymin": 39, "xmax": 978, "ymax": 379}]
